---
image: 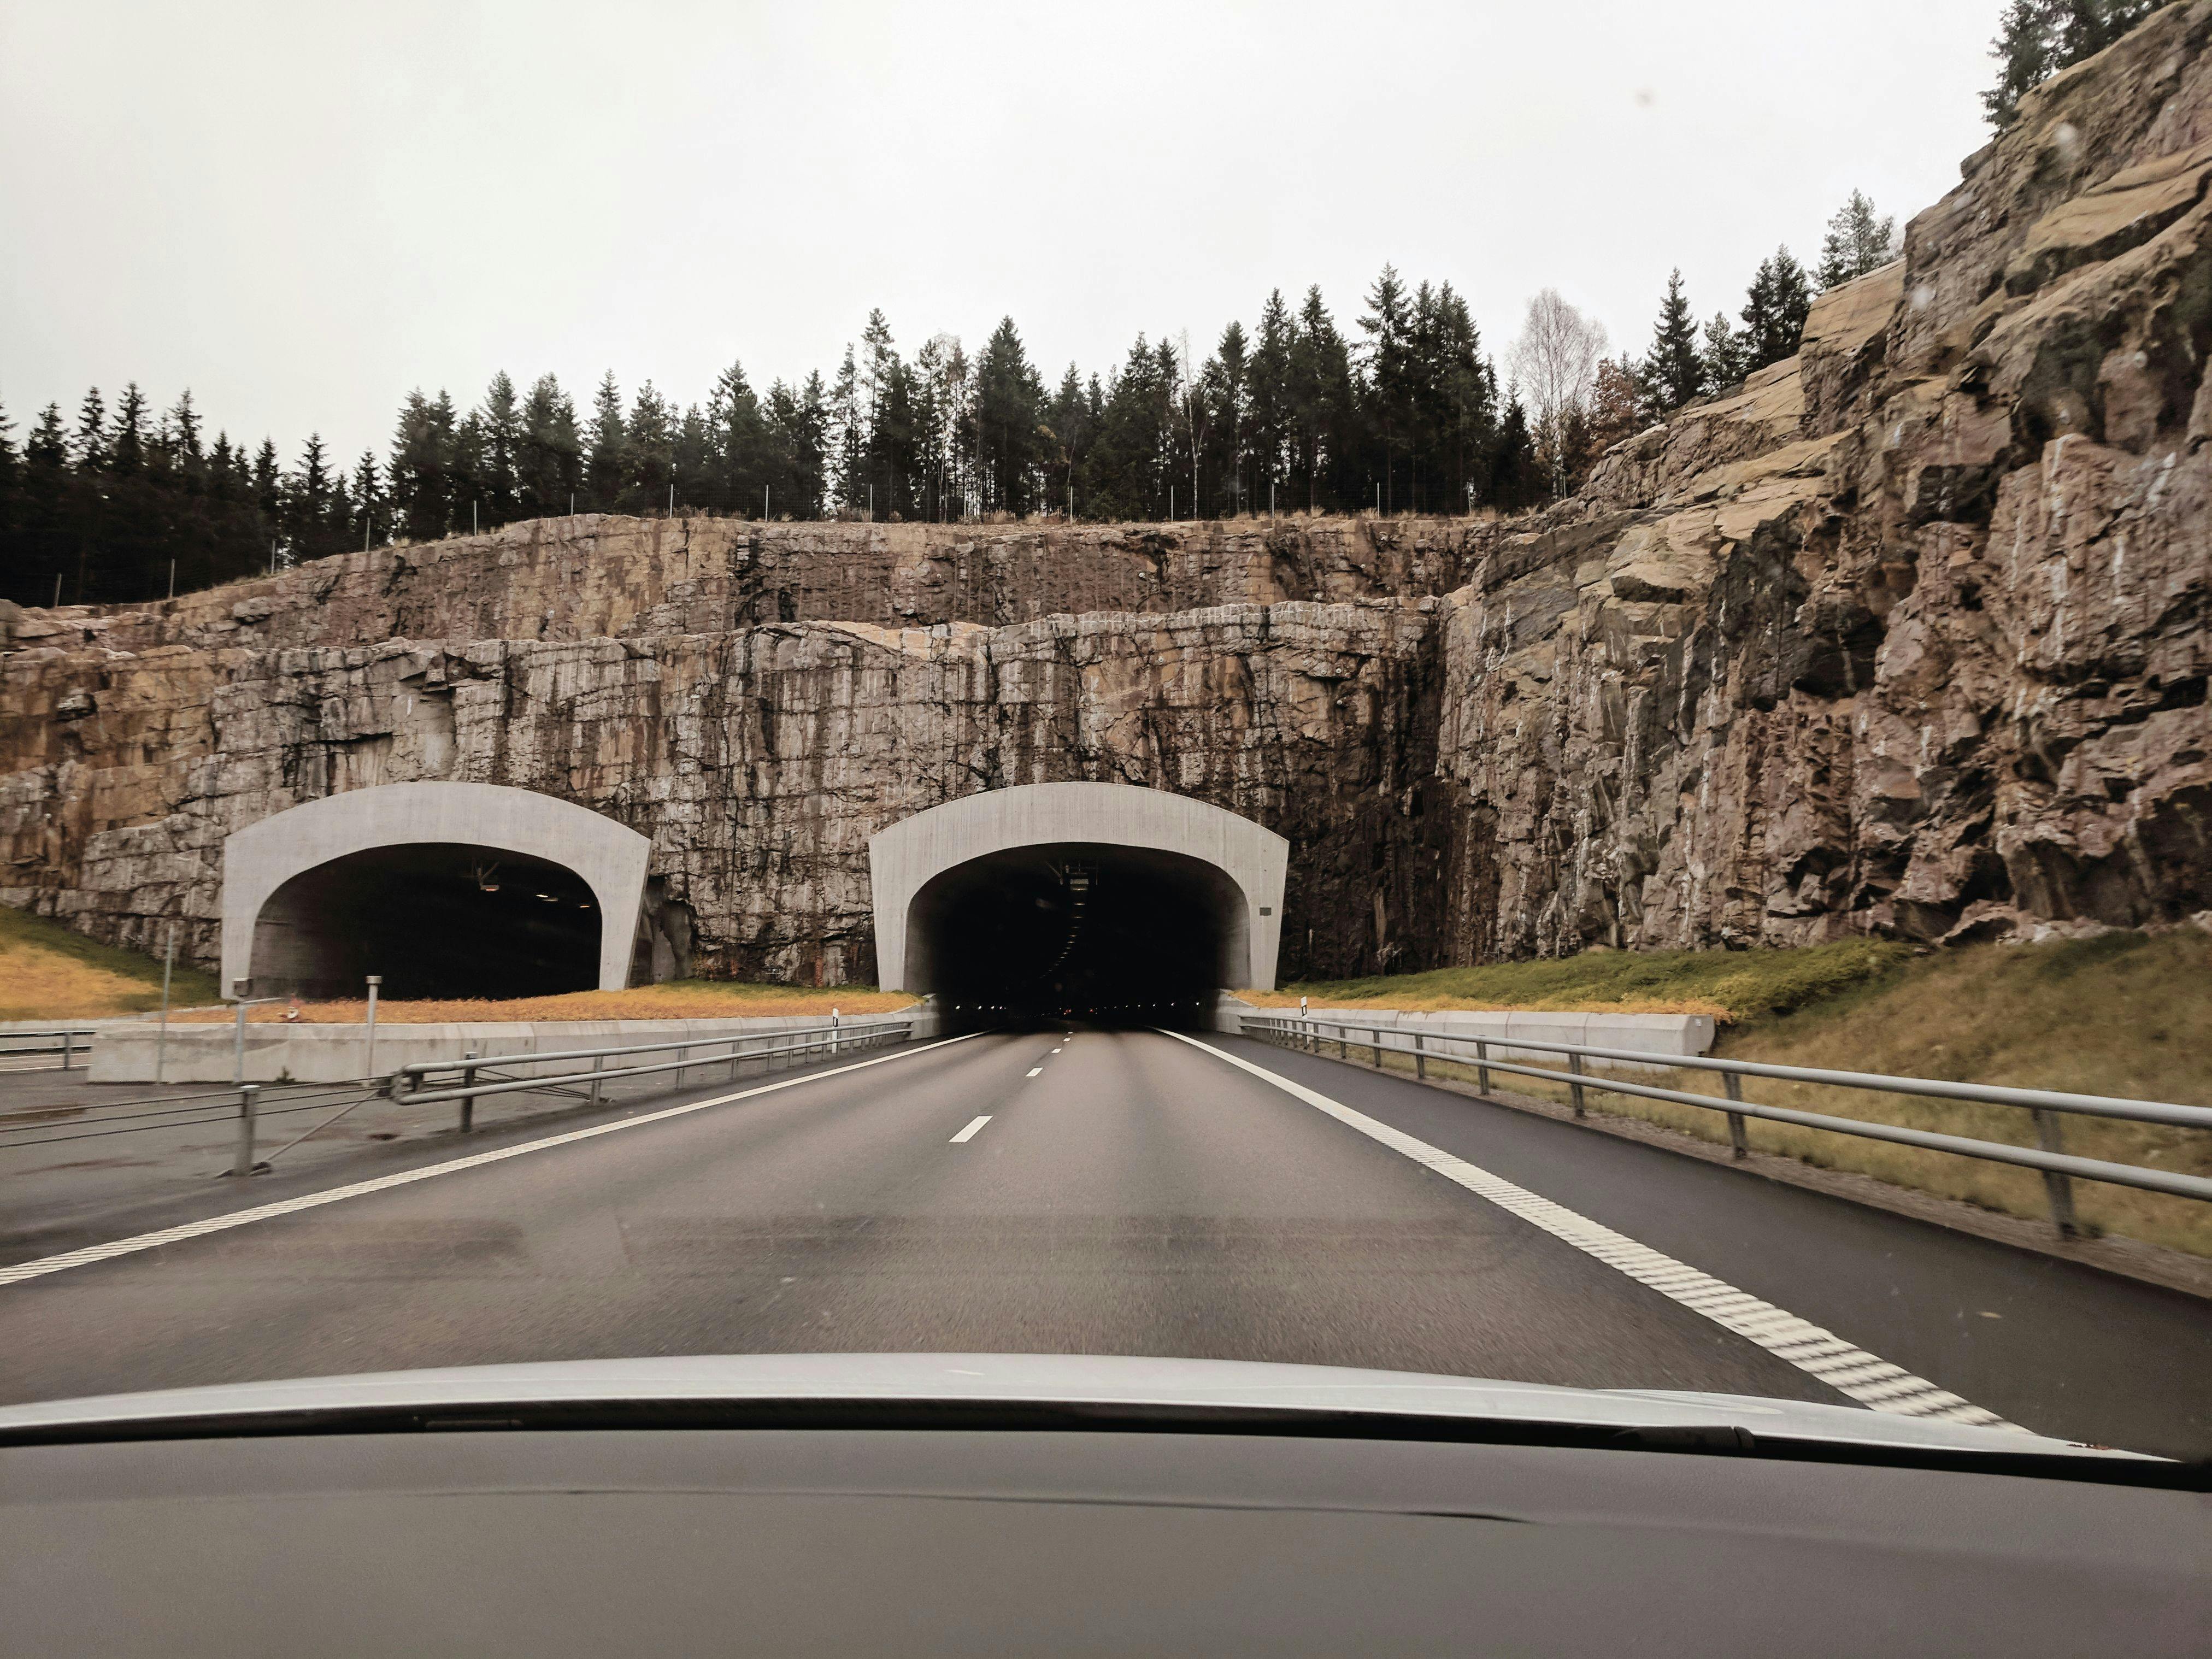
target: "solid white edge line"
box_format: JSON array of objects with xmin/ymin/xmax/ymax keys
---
[
  {"xmin": 1159, "ymin": 1029, "xmax": 2021, "ymax": 1433},
  {"xmin": 949, "ymin": 1115, "xmax": 992, "ymax": 1144},
  {"xmin": 0, "ymin": 1032, "xmax": 988, "ymax": 1288}
]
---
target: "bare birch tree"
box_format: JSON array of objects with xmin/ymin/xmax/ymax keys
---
[{"xmin": 1508, "ymin": 290, "xmax": 1607, "ymax": 495}]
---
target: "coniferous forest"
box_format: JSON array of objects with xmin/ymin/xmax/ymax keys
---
[{"xmin": 0, "ymin": 6, "xmax": 2149, "ymax": 609}]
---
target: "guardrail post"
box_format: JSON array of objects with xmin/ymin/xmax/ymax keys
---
[
  {"xmin": 832, "ymin": 1008, "xmax": 840, "ymax": 1056},
  {"xmin": 1475, "ymin": 1039, "xmax": 1491, "ymax": 1095},
  {"xmin": 1414, "ymin": 1031, "xmax": 1426, "ymax": 1080},
  {"xmin": 590, "ymin": 1052, "xmax": 605, "ymax": 1103},
  {"xmin": 1723, "ymin": 1072, "xmax": 1749, "ymax": 1159},
  {"xmin": 676, "ymin": 1044, "xmax": 688, "ymax": 1086},
  {"xmin": 1338, "ymin": 1024, "xmax": 1348, "ymax": 1061},
  {"xmin": 61, "ymin": 1029, "xmax": 74, "ymax": 1072},
  {"xmin": 1568, "ymin": 1052, "xmax": 1587, "ymax": 1118},
  {"xmin": 727, "ymin": 1038, "xmax": 740, "ymax": 1081},
  {"xmin": 2032, "ymin": 1107, "xmax": 2079, "ymax": 1237},
  {"xmin": 1372, "ymin": 1030, "xmax": 1383, "ymax": 1068},
  {"xmin": 460, "ymin": 1050, "xmax": 478, "ymax": 1134},
  {"xmin": 229, "ymin": 977, "xmax": 258, "ymax": 1086},
  {"xmin": 231, "ymin": 1084, "xmax": 260, "ymax": 1176}
]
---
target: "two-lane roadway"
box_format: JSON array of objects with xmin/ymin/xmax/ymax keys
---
[{"xmin": 2, "ymin": 1028, "xmax": 2205, "ymax": 1455}]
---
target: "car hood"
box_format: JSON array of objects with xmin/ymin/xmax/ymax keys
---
[{"xmin": 0, "ymin": 1352, "xmax": 2132, "ymax": 1461}]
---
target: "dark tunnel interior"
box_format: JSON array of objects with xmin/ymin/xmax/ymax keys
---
[
  {"xmin": 249, "ymin": 843, "xmax": 601, "ymax": 1001},
  {"xmin": 909, "ymin": 843, "xmax": 1243, "ymax": 1031}
]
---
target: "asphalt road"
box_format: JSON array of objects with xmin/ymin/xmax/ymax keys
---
[{"xmin": 2, "ymin": 1029, "xmax": 2206, "ymax": 1456}]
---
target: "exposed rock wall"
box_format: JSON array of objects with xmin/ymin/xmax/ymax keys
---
[{"xmin": 4, "ymin": 4, "xmax": 2209, "ymax": 983}]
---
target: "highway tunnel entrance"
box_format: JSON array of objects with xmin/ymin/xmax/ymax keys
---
[
  {"xmin": 248, "ymin": 843, "xmax": 601, "ymax": 1001},
  {"xmin": 910, "ymin": 843, "xmax": 1243, "ymax": 1029}
]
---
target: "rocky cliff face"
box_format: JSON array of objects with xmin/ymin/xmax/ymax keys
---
[{"xmin": 5, "ymin": 3, "xmax": 2209, "ymax": 983}]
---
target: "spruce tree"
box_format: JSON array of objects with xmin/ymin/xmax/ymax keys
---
[
  {"xmin": 74, "ymin": 388, "xmax": 107, "ymax": 473},
  {"xmin": 1740, "ymin": 248, "xmax": 1814, "ymax": 370},
  {"xmin": 478, "ymin": 372, "xmax": 522, "ymax": 525},
  {"xmin": 585, "ymin": 372, "xmax": 627, "ymax": 510},
  {"xmin": 520, "ymin": 374, "xmax": 581, "ymax": 516},
  {"xmin": 1290, "ymin": 285, "xmax": 1354, "ymax": 512},
  {"xmin": 1817, "ymin": 190, "xmax": 1899, "ymax": 289},
  {"xmin": 1699, "ymin": 311, "xmax": 1749, "ymax": 395},
  {"xmin": 973, "ymin": 317, "xmax": 1045, "ymax": 517},
  {"xmin": 1984, "ymin": 2, "xmax": 2167, "ymax": 128},
  {"xmin": 1641, "ymin": 269, "xmax": 1704, "ymax": 415}
]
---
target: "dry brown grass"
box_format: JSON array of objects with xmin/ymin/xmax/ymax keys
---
[
  {"xmin": 169, "ymin": 981, "xmax": 916, "ymax": 1024},
  {"xmin": 0, "ymin": 906, "xmax": 221, "ymax": 1021}
]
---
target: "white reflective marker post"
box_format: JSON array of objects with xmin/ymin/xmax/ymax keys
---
[{"xmin": 364, "ymin": 976, "xmax": 381, "ymax": 1080}]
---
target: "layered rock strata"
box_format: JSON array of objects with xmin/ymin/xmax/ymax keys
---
[{"xmin": 4, "ymin": 3, "xmax": 2210, "ymax": 980}]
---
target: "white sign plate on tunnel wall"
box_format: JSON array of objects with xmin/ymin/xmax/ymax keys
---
[
  {"xmin": 867, "ymin": 783, "xmax": 1289, "ymax": 993},
  {"xmin": 220, "ymin": 782, "xmax": 651, "ymax": 996}
]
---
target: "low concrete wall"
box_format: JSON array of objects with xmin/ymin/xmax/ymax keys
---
[
  {"xmin": 89, "ymin": 1005, "xmax": 932, "ymax": 1084},
  {"xmin": 1237, "ymin": 1006, "xmax": 1715, "ymax": 1074}
]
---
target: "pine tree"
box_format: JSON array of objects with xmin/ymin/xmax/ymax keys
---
[
  {"xmin": 1641, "ymin": 269, "xmax": 1704, "ymax": 415},
  {"xmin": 1740, "ymin": 247, "xmax": 1814, "ymax": 370},
  {"xmin": 1817, "ymin": 190, "xmax": 1899, "ymax": 289}
]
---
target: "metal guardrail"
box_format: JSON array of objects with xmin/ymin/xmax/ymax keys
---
[
  {"xmin": 0, "ymin": 1028, "xmax": 98, "ymax": 1070},
  {"xmin": 1, "ymin": 1015, "xmax": 917, "ymax": 1178},
  {"xmin": 1239, "ymin": 1013, "xmax": 2212, "ymax": 1234},
  {"xmin": 389, "ymin": 1016, "xmax": 917, "ymax": 1133}
]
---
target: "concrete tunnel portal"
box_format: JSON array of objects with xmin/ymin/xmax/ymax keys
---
[
  {"xmin": 222, "ymin": 782, "xmax": 651, "ymax": 1001},
  {"xmin": 870, "ymin": 783, "xmax": 1289, "ymax": 1030}
]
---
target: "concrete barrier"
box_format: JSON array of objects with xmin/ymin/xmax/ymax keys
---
[{"xmin": 87, "ymin": 1005, "xmax": 933, "ymax": 1084}]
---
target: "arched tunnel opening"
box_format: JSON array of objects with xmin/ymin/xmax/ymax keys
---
[
  {"xmin": 908, "ymin": 842, "xmax": 1245, "ymax": 1031},
  {"xmin": 248, "ymin": 843, "xmax": 601, "ymax": 1001}
]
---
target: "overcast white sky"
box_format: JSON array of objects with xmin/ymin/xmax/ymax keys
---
[{"xmin": 2, "ymin": 0, "xmax": 1996, "ymax": 467}]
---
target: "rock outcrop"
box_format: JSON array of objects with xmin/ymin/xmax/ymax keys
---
[{"xmin": 4, "ymin": 3, "xmax": 2209, "ymax": 982}]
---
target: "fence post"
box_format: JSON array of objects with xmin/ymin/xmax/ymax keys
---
[
  {"xmin": 460, "ymin": 1050, "xmax": 478, "ymax": 1134},
  {"xmin": 1723, "ymin": 1072, "xmax": 1749, "ymax": 1159},
  {"xmin": 231, "ymin": 1084, "xmax": 260, "ymax": 1176},
  {"xmin": 2032, "ymin": 1108, "xmax": 2079, "ymax": 1237},
  {"xmin": 1568, "ymin": 1052, "xmax": 1587, "ymax": 1118},
  {"xmin": 590, "ymin": 1052, "xmax": 605, "ymax": 1104},
  {"xmin": 1414, "ymin": 1031, "xmax": 1427, "ymax": 1080}
]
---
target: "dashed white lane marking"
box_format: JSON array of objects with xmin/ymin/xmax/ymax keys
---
[
  {"xmin": 1162, "ymin": 1031, "xmax": 2019, "ymax": 1432},
  {"xmin": 1026, "ymin": 1067, "xmax": 1044, "ymax": 1078},
  {"xmin": 949, "ymin": 1115, "xmax": 992, "ymax": 1144},
  {"xmin": 0, "ymin": 1033, "xmax": 987, "ymax": 1288},
  {"xmin": 1051, "ymin": 1048, "xmax": 1063, "ymax": 1054}
]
